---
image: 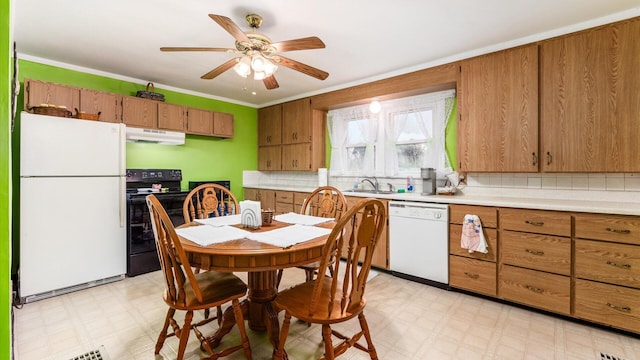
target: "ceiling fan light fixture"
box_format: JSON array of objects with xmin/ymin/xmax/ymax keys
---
[
  {"xmin": 251, "ymin": 55, "xmax": 267, "ymax": 72},
  {"xmin": 233, "ymin": 56, "xmax": 251, "ymax": 77},
  {"xmin": 253, "ymin": 70, "xmax": 266, "ymax": 80},
  {"xmin": 369, "ymin": 98, "xmax": 381, "ymax": 113}
]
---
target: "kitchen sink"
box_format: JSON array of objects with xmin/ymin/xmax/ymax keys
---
[{"xmin": 345, "ymin": 189, "xmax": 397, "ymax": 195}]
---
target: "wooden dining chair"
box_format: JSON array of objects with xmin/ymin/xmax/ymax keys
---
[
  {"xmin": 276, "ymin": 186, "xmax": 348, "ymax": 288},
  {"xmin": 183, "ymin": 183, "xmax": 240, "ymax": 222},
  {"xmin": 273, "ymin": 198, "xmax": 386, "ymax": 360},
  {"xmin": 146, "ymin": 195, "xmax": 252, "ymax": 360},
  {"xmin": 183, "ymin": 183, "xmax": 241, "ymax": 320}
]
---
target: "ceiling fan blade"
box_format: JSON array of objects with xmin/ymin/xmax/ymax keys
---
[
  {"xmin": 160, "ymin": 47, "xmax": 234, "ymax": 52},
  {"xmin": 276, "ymin": 56, "xmax": 329, "ymax": 80},
  {"xmin": 263, "ymin": 75, "xmax": 279, "ymax": 90},
  {"xmin": 208, "ymin": 14, "xmax": 250, "ymax": 43},
  {"xmin": 270, "ymin": 36, "xmax": 326, "ymax": 52},
  {"xmin": 201, "ymin": 58, "xmax": 237, "ymax": 80}
]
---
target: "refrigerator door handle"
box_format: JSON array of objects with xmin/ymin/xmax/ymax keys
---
[
  {"xmin": 119, "ymin": 124, "xmax": 126, "ymax": 175},
  {"xmin": 120, "ymin": 176, "xmax": 126, "ymax": 228}
]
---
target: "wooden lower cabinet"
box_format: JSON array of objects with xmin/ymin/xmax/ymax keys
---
[
  {"xmin": 449, "ymin": 256, "xmax": 496, "ymax": 296},
  {"xmin": 499, "ymin": 265, "xmax": 571, "ymax": 315},
  {"xmin": 501, "ymin": 230, "xmax": 571, "ymax": 276},
  {"xmin": 574, "ymin": 279, "xmax": 640, "ymax": 333},
  {"xmin": 575, "ymin": 239, "xmax": 640, "ymax": 288}
]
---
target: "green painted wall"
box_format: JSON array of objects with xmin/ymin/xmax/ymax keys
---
[
  {"xmin": 1, "ymin": 0, "xmax": 12, "ymax": 357},
  {"xmin": 16, "ymin": 60, "xmax": 258, "ymax": 195}
]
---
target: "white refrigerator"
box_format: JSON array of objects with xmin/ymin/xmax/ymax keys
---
[{"xmin": 19, "ymin": 112, "xmax": 127, "ymax": 302}]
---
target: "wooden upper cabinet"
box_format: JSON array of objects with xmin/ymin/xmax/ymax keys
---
[
  {"xmin": 213, "ymin": 112, "xmax": 234, "ymax": 138},
  {"xmin": 282, "ymin": 98, "xmax": 311, "ymax": 144},
  {"xmin": 258, "ymin": 104, "xmax": 282, "ymax": 146},
  {"xmin": 79, "ymin": 89, "xmax": 121, "ymax": 123},
  {"xmin": 24, "ymin": 79, "xmax": 79, "ymax": 112},
  {"xmin": 258, "ymin": 146, "xmax": 282, "ymax": 171},
  {"xmin": 282, "ymin": 143, "xmax": 311, "ymax": 171},
  {"xmin": 458, "ymin": 44, "xmax": 539, "ymax": 172},
  {"xmin": 186, "ymin": 107, "xmax": 213, "ymax": 135},
  {"xmin": 157, "ymin": 103, "xmax": 186, "ymax": 131},
  {"xmin": 540, "ymin": 18, "xmax": 640, "ymax": 172},
  {"xmin": 121, "ymin": 96, "xmax": 158, "ymax": 128}
]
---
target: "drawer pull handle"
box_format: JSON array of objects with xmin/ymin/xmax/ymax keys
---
[
  {"xmin": 525, "ymin": 220, "xmax": 544, "ymax": 226},
  {"xmin": 525, "ymin": 249, "xmax": 545, "ymax": 256},
  {"xmin": 606, "ymin": 260, "xmax": 631, "ymax": 270},
  {"xmin": 606, "ymin": 227, "xmax": 631, "ymax": 234},
  {"xmin": 606, "ymin": 303, "xmax": 631, "ymax": 313},
  {"xmin": 525, "ymin": 285, "xmax": 544, "ymax": 294},
  {"xmin": 464, "ymin": 272, "xmax": 479, "ymax": 279}
]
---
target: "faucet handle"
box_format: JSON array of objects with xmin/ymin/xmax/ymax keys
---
[{"xmin": 387, "ymin": 183, "xmax": 395, "ymax": 192}]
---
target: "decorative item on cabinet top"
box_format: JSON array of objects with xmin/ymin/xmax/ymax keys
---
[{"xmin": 135, "ymin": 82, "xmax": 165, "ymax": 102}]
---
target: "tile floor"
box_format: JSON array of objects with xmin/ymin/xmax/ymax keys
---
[{"xmin": 12, "ymin": 269, "xmax": 640, "ymax": 360}]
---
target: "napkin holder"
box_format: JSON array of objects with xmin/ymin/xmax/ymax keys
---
[{"xmin": 240, "ymin": 200, "xmax": 262, "ymax": 229}]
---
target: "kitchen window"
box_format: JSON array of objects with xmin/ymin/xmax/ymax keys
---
[{"xmin": 328, "ymin": 89, "xmax": 455, "ymax": 178}]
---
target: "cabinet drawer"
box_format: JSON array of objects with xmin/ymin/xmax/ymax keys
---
[
  {"xmin": 294, "ymin": 192, "xmax": 309, "ymax": 207},
  {"xmin": 575, "ymin": 239, "xmax": 640, "ymax": 288},
  {"xmin": 499, "ymin": 265, "xmax": 570, "ymax": 315},
  {"xmin": 450, "ymin": 205, "xmax": 497, "ymax": 228},
  {"xmin": 449, "ymin": 256, "xmax": 496, "ymax": 297},
  {"xmin": 501, "ymin": 230, "xmax": 571, "ymax": 276},
  {"xmin": 499, "ymin": 208, "xmax": 571, "ymax": 237},
  {"xmin": 449, "ymin": 224, "xmax": 497, "ymax": 262},
  {"xmin": 575, "ymin": 279, "xmax": 640, "ymax": 333},
  {"xmin": 575, "ymin": 213, "xmax": 640, "ymax": 245},
  {"xmin": 276, "ymin": 202, "xmax": 294, "ymax": 214},
  {"xmin": 275, "ymin": 190, "xmax": 294, "ymax": 204}
]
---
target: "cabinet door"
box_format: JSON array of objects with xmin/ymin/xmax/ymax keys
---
[
  {"xmin": 458, "ymin": 44, "xmax": 539, "ymax": 172},
  {"xmin": 258, "ymin": 104, "xmax": 282, "ymax": 146},
  {"xmin": 24, "ymin": 79, "xmax": 79, "ymax": 111},
  {"xmin": 244, "ymin": 188, "xmax": 259, "ymax": 201},
  {"xmin": 540, "ymin": 18, "xmax": 640, "ymax": 172},
  {"xmin": 282, "ymin": 143, "xmax": 311, "ymax": 171},
  {"xmin": 258, "ymin": 146, "xmax": 282, "ymax": 171},
  {"xmin": 186, "ymin": 107, "xmax": 213, "ymax": 135},
  {"xmin": 158, "ymin": 103, "xmax": 186, "ymax": 131},
  {"xmin": 213, "ymin": 112, "xmax": 234, "ymax": 138},
  {"xmin": 122, "ymin": 96, "xmax": 158, "ymax": 128},
  {"xmin": 260, "ymin": 189, "xmax": 276, "ymax": 212},
  {"xmin": 79, "ymin": 89, "xmax": 121, "ymax": 123},
  {"xmin": 344, "ymin": 196, "xmax": 388, "ymax": 269},
  {"xmin": 282, "ymin": 98, "xmax": 311, "ymax": 144}
]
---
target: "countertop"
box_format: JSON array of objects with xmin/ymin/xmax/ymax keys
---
[{"xmin": 244, "ymin": 184, "xmax": 640, "ymax": 216}]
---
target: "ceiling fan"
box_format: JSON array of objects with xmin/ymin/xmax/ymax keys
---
[{"xmin": 160, "ymin": 14, "xmax": 329, "ymax": 90}]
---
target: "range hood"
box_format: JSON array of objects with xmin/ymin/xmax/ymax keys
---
[{"xmin": 125, "ymin": 127, "xmax": 185, "ymax": 145}]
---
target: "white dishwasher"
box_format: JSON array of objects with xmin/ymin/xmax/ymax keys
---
[{"xmin": 388, "ymin": 201, "xmax": 449, "ymax": 287}]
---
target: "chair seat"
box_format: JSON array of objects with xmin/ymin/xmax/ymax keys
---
[
  {"xmin": 166, "ymin": 271, "xmax": 247, "ymax": 310},
  {"xmin": 274, "ymin": 278, "xmax": 366, "ymax": 324}
]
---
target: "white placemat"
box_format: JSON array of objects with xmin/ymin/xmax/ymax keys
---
[
  {"xmin": 194, "ymin": 214, "xmax": 242, "ymax": 227},
  {"xmin": 248, "ymin": 224, "xmax": 332, "ymax": 248},
  {"xmin": 274, "ymin": 212, "xmax": 334, "ymax": 226},
  {"xmin": 176, "ymin": 225, "xmax": 251, "ymax": 246}
]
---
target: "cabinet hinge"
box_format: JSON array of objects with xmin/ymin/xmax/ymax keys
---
[
  {"xmin": 459, "ymin": 65, "xmax": 462, "ymax": 72},
  {"xmin": 459, "ymin": 161, "xmax": 462, "ymax": 169}
]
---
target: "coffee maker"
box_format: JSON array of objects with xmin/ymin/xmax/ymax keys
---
[{"xmin": 420, "ymin": 167, "xmax": 437, "ymax": 195}]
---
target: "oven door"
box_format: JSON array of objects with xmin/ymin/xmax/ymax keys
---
[{"xmin": 126, "ymin": 192, "xmax": 188, "ymax": 276}]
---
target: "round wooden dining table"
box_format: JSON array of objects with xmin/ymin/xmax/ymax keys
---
[{"xmin": 178, "ymin": 220, "xmax": 333, "ymax": 356}]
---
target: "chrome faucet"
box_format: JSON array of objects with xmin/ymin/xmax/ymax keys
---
[{"xmin": 361, "ymin": 177, "xmax": 379, "ymax": 191}]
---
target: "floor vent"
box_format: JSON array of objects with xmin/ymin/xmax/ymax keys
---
[
  {"xmin": 69, "ymin": 345, "xmax": 110, "ymax": 360},
  {"xmin": 599, "ymin": 352, "xmax": 625, "ymax": 360}
]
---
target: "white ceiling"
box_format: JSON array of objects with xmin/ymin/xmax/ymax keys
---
[{"xmin": 12, "ymin": 0, "xmax": 640, "ymax": 108}]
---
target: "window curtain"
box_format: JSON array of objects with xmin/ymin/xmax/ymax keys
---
[
  {"xmin": 383, "ymin": 89, "xmax": 456, "ymax": 176},
  {"xmin": 327, "ymin": 105, "xmax": 378, "ymax": 175}
]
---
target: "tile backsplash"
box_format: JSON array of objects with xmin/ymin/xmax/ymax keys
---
[{"xmin": 243, "ymin": 171, "xmax": 640, "ymax": 203}]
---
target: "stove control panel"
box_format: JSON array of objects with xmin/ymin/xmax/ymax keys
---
[{"xmin": 126, "ymin": 169, "xmax": 182, "ymax": 182}]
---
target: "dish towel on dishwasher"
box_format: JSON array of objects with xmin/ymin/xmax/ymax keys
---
[{"xmin": 461, "ymin": 214, "xmax": 488, "ymax": 254}]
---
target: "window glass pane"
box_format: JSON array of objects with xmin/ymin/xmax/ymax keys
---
[
  {"xmin": 346, "ymin": 118, "xmax": 368, "ymax": 145},
  {"xmin": 346, "ymin": 146, "xmax": 366, "ymax": 172},
  {"xmin": 396, "ymin": 110, "xmax": 433, "ymax": 142},
  {"xmin": 396, "ymin": 143, "xmax": 428, "ymax": 171}
]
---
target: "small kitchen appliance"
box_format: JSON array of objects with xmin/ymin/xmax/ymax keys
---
[{"xmin": 420, "ymin": 167, "xmax": 437, "ymax": 195}]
